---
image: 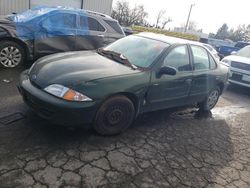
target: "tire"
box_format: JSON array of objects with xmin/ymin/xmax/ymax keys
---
[
  {"xmin": 199, "ymin": 86, "xmax": 220, "ymax": 111},
  {"xmin": 0, "ymin": 40, "xmax": 25, "ymax": 68},
  {"xmin": 94, "ymin": 95, "xmax": 135, "ymax": 136}
]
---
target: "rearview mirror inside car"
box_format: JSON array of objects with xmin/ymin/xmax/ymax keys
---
[{"xmin": 158, "ymin": 66, "xmax": 177, "ymax": 77}]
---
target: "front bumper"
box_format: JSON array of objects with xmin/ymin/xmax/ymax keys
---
[
  {"xmin": 229, "ymin": 70, "xmax": 250, "ymax": 88},
  {"xmin": 18, "ymin": 71, "xmax": 98, "ymax": 126}
]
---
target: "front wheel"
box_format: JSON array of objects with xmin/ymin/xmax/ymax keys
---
[
  {"xmin": 94, "ymin": 96, "xmax": 135, "ymax": 136},
  {"xmin": 199, "ymin": 86, "xmax": 220, "ymax": 111},
  {"xmin": 0, "ymin": 41, "xmax": 25, "ymax": 68}
]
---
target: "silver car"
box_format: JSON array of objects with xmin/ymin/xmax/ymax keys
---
[{"xmin": 221, "ymin": 45, "xmax": 250, "ymax": 88}]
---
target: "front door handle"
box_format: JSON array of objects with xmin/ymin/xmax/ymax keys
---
[{"xmin": 185, "ymin": 78, "xmax": 193, "ymax": 84}]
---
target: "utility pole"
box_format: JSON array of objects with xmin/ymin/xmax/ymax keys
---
[
  {"xmin": 81, "ymin": 0, "xmax": 84, "ymax": 9},
  {"xmin": 184, "ymin": 4, "xmax": 195, "ymax": 33}
]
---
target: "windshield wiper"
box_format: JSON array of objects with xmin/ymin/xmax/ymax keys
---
[{"xmin": 97, "ymin": 48, "xmax": 137, "ymax": 70}]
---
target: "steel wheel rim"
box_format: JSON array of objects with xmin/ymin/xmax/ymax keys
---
[
  {"xmin": 106, "ymin": 106, "xmax": 124, "ymax": 126},
  {"xmin": 208, "ymin": 90, "xmax": 219, "ymax": 109},
  {"xmin": 0, "ymin": 46, "xmax": 22, "ymax": 68}
]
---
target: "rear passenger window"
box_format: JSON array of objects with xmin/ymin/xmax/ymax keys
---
[
  {"xmin": 80, "ymin": 16, "xmax": 88, "ymax": 29},
  {"xmin": 191, "ymin": 46, "xmax": 210, "ymax": 71},
  {"xmin": 209, "ymin": 54, "xmax": 217, "ymax": 69},
  {"xmin": 43, "ymin": 13, "xmax": 76, "ymax": 29},
  {"xmin": 87, "ymin": 17, "xmax": 105, "ymax": 32},
  {"xmin": 104, "ymin": 20, "xmax": 124, "ymax": 34},
  {"xmin": 163, "ymin": 45, "xmax": 191, "ymax": 71}
]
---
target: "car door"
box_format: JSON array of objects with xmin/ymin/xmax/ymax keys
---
[
  {"xmin": 75, "ymin": 15, "xmax": 107, "ymax": 51},
  {"xmin": 188, "ymin": 45, "xmax": 218, "ymax": 103},
  {"xmin": 146, "ymin": 45, "xmax": 193, "ymax": 111},
  {"xmin": 34, "ymin": 12, "xmax": 77, "ymax": 56}
]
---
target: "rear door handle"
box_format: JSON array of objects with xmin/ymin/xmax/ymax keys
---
[{"xmin": 98, "ymin": 34, "xmax": 105, "ymax": 38}]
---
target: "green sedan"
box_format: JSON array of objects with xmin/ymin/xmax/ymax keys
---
[{"xmin": 18, "ymin": 32, "xmax": 229, "ymax": 135}]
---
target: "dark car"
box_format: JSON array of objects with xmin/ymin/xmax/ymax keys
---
[
  {"xmin": 19, "ymin": 32, "xmax": 229, "ymax": 135},
  {"xmin": 0, "ymin": 6, "xmax": 125, "ymax": 68},
  {"xmin": 235, "ymin": 41, "xmax": 250, "ymax": 49},
  {"xmin": 122, "ymin": 27, "xmax": 133, "ymax": 36}
]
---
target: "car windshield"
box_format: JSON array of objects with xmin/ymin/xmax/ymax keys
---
[
  {"xmin": 103, "ymin": 35, "xmax": 169, "ymax": 68},
  {"xmin": 236, "ymin": 46, "xmax": 250, "ymax": 58}
]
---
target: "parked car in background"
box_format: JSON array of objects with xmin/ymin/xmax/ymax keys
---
[
  {"xmin": 216, "ymin": 41, "xmax": 250, "ymax": 60},
  {"xmin": 235, "ymin": 41, "xmax": 250, "ymax": 49},
  {"xmin": 122, "ymin": 27, "xmax": 133, "ymax": 36},
  {"xmin": 0, "ymin": 6, "xmax": 125, "ymax": 68},
  {"xmin": 19, "ymin": 32, "xmax": 229, "ymax": 135},
  {"xmin": 217, "ymin": 45, "xmax": 240, "ymax": 60},
  {"xmin": 221, "ymin": 45, "xmax": 250, "ymax": 88},
  {"xmin": 202, "ymin": 43, "xmax": 220, "ymax": 61}
]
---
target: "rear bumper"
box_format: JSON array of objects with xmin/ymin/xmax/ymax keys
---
[{"xmin": 18, "ymin": 71, "xmax": 98, "ymax": 126}]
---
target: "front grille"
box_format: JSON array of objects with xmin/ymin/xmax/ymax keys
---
[
  {"xmin": 231, "ymin": 61, "xmax": 250, "ymax": 71},
  {"xmin": 231, "ymin": 73, "xmax": 242, "ymax": 82},
  {"xmin": 22, "ymin": 90, "xmax": 53, "ymax": 119},
  {"xmin": 230, "ymin": 72, "xmax": 250, "ymax": 84}
]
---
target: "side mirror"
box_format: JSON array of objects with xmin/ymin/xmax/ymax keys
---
[
  {"xmin": 231, "ymin": 51, "xmax": 237, "ymax": 55},
  {"xmin": 158, "ymin": 66, "xmax": 177, "ymax": 76}
]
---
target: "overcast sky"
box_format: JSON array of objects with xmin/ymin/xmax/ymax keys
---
[{"xmin": 113, "ymin": 0, "xmax": 249, "ymax": 34}]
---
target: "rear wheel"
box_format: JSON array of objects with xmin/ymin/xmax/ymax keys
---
[
  {"xmin": 94, "ymin": 96, "xmax": 135, "ymax": 136},
  {"xmin": 0, "ymin": 41, "xmax": 25, "ymax": 68},
  {"xmin": 199, "ymin": 86, "xmax": 220, "ymax": 111}
]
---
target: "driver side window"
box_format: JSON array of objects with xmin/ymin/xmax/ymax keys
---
[
  {"xmin": 42, "ymin": 13, "xmax": 76, "ymax": 29},
  {"xmin": 163, "ymin": 45, "xmax": 191, "ymax": 72}
]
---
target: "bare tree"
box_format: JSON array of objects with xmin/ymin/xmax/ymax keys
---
[
  {"xmin": 155, "ymin": 10, "xmax": 166, "ymax": 28},
  {"xmin": 112, "ymin": 1, "xmax": 148, "ymax": 26},
  {"xmin": 187, "ymin": 21, "xmax": 197, "ymax": 31},
  {"xmin": 161, "ymin": 17, "xmax": 172, "ymax": 29},
  {"xmin": 180, "ymin": 20, "xmax": 200, "ymax": 32},
  {"xmin": 155, "ymin": 10, "xmax": 172, "ymax": 29},
  {"xmin": 228, "ymin": 24, "xmax": 250, "ymax": 42}
]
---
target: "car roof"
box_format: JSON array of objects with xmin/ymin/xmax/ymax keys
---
[
  {"xmin": 13, "ymin": 6, "xmax": 116, "ymax": 23},
  {"xmin": 137, "ymin": 32, "xmax": 203, "ymax": 46}
]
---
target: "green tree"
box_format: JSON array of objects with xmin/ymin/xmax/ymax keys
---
[{"xmin": 215, "ymin": 23, "xmax": 230, "ymax": 39}]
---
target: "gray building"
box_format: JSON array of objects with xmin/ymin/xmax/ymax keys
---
[{"xmin": 0, "ymin": 0, "xmax": 113, "ymax": 15}]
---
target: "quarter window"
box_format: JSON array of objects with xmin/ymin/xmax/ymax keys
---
[
  {"xmin": 104, "ymin": 20, "xmax": 124, "ymax": 34},
  {"xmin": 191, "ymin": 45, "xmax": 210, "ymax": 71},
  {"xmin": 87, "ymin": 17, "xmax": 105, "ymax": 32},
  {"xmin": 163, "ymin": 45, "xmax": 191, "ymax": 71}
]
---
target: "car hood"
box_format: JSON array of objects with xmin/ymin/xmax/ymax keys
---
[
  {"xmin": 0, "ymin": 16, "xmax": 12, "ymax": 24},
  {"xmin": 29, "ymin": 51, "xmax": 141, "ymax": 88},
  {"xmin": 0, "ymin": 16, "xmax": 16, "ymax": 36},
  {"xmin": 224, "ymin": 55, "xmax": 250, "ymax": 65}
]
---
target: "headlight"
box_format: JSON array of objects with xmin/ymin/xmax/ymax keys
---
[
  {"xmin": 44, "ymin": 84, "xmax": 92, "ymax": 102},
  {"xmin": 221, "ymin": 59, "xmax": 231, "ymax": 67}
]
